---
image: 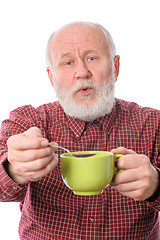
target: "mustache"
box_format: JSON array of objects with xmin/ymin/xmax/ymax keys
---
[{"xmin": 72, "ymin": 80, "xmax": 98, "ymax": 92}]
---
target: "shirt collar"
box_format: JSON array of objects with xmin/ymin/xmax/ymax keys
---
[
  {"xmin": 64, "ymin": 101, "xmax": 117, "ymax": 139},
  {"xmin": 95, "ymin": 101, "xmax": 117, "ymax": 134},
  {"xmin": 65, "ymin": 114, "xmax": 86, "ymax": 139}
]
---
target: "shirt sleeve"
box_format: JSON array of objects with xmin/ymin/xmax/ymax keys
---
[
  {"xmin": 0, "ymin": 152, "xmax": 28, "ymax": 202},
  {"xmin": 0, "ymin": 104, "xmax": 47, "ymax": 202},
  {"xmin": 145, "ymin": 167, "xmax": 160, "ymax": 211},
  {"xmin": 0, "ymin": 116, "xmax": 29, "ymax": 202},
  {"xmin": 145, "ymin": 114, "xmax": 160, "ymax": 211}
]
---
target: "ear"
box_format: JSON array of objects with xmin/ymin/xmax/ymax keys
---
[
  {"xmin": 114, "ymin": 55, "xmax": 120, "ymax": 80},
  {"xmin": 47, "ymin": 67, "xmax": 54, "ymax": 87}
]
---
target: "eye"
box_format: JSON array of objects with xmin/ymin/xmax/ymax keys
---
[
  {"xmin": 65, "ymin": 61, "xmax": 73, "ymax": 66},
  {"xmin": 88, "ymin": 57, "xmax": 95, "ymax": 61}
]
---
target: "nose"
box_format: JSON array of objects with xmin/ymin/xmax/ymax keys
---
[{"xmin": 74, "ymin": 61, "xmax": 91, "ymax": 79}]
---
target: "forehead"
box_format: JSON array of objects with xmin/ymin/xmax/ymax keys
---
[{"xmin": 50, "ymin": 23, "xmax": 109, "ymax": 60}]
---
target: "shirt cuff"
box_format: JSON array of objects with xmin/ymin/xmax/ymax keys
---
[
  {"xmin": 146, "ymin": 167, "xmax": 160, "ymax": 210},
  {"xmin": 0, "ymin": 153, "xmax": 29, "ymax": 202}
]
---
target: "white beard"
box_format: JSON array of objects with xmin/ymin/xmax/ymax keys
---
[{"xmin": 53, "ymin": 73, "xmax": 116, "ymax": 121}]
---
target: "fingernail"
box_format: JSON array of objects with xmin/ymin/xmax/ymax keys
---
[
  {"xmin": 112, "ymin": 186, "xmax": 117, "ymax": 190},
  {"xmin": 41, "ymin": 140, "xmax": 48, "ymax": 147}
]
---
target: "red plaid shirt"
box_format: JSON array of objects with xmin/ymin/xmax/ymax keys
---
[{"xmin": 0, "ymin": 99, "xmax": 160, "ymax": 240}]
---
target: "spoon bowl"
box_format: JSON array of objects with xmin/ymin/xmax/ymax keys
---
[{"xmin": 48, "ymin": 144, "xmax": 96, "ymax": 158}]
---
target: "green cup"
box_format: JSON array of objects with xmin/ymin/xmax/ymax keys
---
[{"xmin": 60, "ymin": 151, "xmax": 123, "ymax": 196}]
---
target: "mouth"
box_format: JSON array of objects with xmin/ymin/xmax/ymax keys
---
[{"xmin": 78, "ymin": 86, "xmax": 93, "ymax": 96}]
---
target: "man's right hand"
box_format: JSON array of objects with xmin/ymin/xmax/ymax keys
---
[{"xmin": 6, "ymin": 127, "xmax": 58, "ymax": 183}]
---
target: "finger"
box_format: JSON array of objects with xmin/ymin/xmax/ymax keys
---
[
  {"xmin": 113, "ymin": 186, "xmax": 145, "ymax": 201},
  {"xmin": 111, "ymin": 168, "xmax": 139, "ymax": 186},
  {"xmin": 9, "ymin": 145, "xmax": 55, "ymax": 163},
  {"xmin": 113, "ymin": 179, "xmax": 143, "ymax": 192},
  {"xmin": 112, "ymin": 181, "xmax": 148, "ymax": 201},
  {"xmin": 48, "ymin": 141, "xmax": 59, "ymax": 151},
  {"xmin": 111, "ymin": 169, "xmax": 145, "ymax": 200},
  {"xmin": 23, "ymin": 127, "xmax": 43, "ymax": 137},
  {"xmin": 16, "ymin": 152, "xmax": 57, "ymax": 172},
  {"xmin": 111, "ymin": 147, "xmax": 137, "ymax": 155},
  {"xmin": 121, "ymin": 189, "xmax": 145, "ymax": 201},
  {"xmin": 116, "ymin": 154, "xmax": 149, "ymax": 170},
  {"xmin": 7, "ymin": 134, "xmax": 48, "ymax": 150},
  {"xmin": 25, "ymin": 155, "xmax": 59, "ymax": 181}
]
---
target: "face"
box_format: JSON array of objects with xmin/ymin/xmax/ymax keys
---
[{"xmin": 48, "ymin": 23, "xmax": 119, "ymax": 121}]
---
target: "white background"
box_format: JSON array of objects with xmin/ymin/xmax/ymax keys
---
[{"xmin": 0, "ymin": 1, "xmax": 160, "ymax": 239}]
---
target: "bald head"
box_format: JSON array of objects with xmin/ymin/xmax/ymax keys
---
[
  {"xmin": 46, "ymin": 21, "xmax": 120, "ymax": 121},
  {"xmin": 46, "ymin": 21, "xmax": 116, "ymax": 69}
]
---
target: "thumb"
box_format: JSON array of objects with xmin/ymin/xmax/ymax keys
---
[
  {"xmin": 111, "ymin": 147, "xmax": 137, "ymax": 155},
  {"xmin": 23, "ymin": 127, "xmax": 43, "ymax": 137}
]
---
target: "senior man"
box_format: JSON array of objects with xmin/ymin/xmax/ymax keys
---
[{"xmin": 0, "ymin": 21, "xmax": 160, "ymax": 239}]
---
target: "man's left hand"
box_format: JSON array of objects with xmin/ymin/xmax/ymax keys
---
[{"xmin": 111, "ymin": 147, "xmax": 159, "ymax": 201}]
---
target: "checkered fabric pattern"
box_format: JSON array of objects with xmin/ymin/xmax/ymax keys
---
[{"xmin": 0, "ymin": 99, "xmax": 160, "ymax": 239}]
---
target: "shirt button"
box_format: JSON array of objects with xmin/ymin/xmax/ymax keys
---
[
  {"xmin": 89, "ymin": 217, "xmax": 94, "ymax": 223},
  {"xmin": 11, "ymin": 186, "xmax": 18, "ymax": 190},
  {"xmin": 3, "ymin": 195, "xmax": 7, "ymax": 199},
  {"xmin": 76, "ymin": 134, "xmax": 80, "ymax": 138}
]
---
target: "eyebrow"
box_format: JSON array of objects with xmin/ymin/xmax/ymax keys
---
[
  {"xmin": 83, "ymin": 49, "xmax": 99, "ymax": 55},
  {"xmin": 60, "ymin": 52, "xmax": 72, "ymax": 60},
  {"xmin": 60, "ymin": 49, "xmax": 99, "ymax": 60}
]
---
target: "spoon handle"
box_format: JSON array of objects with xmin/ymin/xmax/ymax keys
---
[{"xmin": 48, "ymin": 144, "xmax": 73, "ymax": 156}]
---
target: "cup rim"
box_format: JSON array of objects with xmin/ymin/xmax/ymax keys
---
[{"xmin": 60, "ymin": 151, "xmax": 114, "ymax": 159}]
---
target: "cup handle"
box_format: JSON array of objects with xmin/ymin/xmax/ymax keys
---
[{"xmin": 114, "ymin": 154, "xmax": 124, "ymax": 175}]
